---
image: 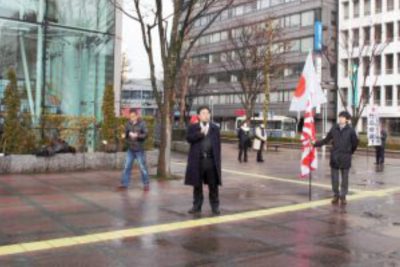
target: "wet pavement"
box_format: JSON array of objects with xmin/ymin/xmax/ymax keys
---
[{"xmin": 0, "ymin": 144, "xmax": 400, "ymax": 266}]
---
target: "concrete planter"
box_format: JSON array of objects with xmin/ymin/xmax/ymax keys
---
[{"xmin": 0, "ymin": 150, "xmax": 157, "ymax": 174}]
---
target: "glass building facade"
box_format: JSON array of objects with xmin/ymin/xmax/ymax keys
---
[{"xmin": 0, "ymin": 0, "xmax": 117, "ymax": 122}]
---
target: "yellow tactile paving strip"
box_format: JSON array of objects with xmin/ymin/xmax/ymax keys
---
[{"xmin": 0, "ymin": 186, "xmax": 399, "ymax": 257}]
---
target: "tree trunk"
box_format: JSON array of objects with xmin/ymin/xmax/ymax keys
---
[
  {"xmin": 263, "ymin": 73, "xmax": 270, "ymax": 128},
  {"xmin": 178, "ymin": 97, "xmax": 186, "ymax": 128},
  {"xmin": 263, "ymin": 41, "xmax": 272, "ymax": 128},
  {"xmin": 157, "ymin": 100, "xmax": 172, "ymax": 178}
]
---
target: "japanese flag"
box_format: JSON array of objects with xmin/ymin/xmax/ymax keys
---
[{"xmin": 290, "ymin": 52, "xmax": 327, "ymax": 112}]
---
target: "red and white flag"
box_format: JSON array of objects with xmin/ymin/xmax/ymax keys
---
[
  {"xmin": 290, "ymin": 52, "xmax": 326, "ymax": 112},
  {"xmin": 301, "ymin": 99, "xmax": 317, "ymax": 178}
]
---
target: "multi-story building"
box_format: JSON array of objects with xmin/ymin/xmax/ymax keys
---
[
  {"xmin": 0, "ymin": 0, "xmax": 122, "ymax": 122},
  {"xmin": 120, "ymin": 79, "xmax": 162, "ymax": 117},
  {"xmin": 186, "ymin": 0, "xmax": 338, "ymax": 132},
  {"xmin": 338, "ymin": 0, "xmax": 400, "ymax": 135}
]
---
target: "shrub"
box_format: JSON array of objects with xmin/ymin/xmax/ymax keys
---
[
  {"xmin": 100, "ymin": 84, "xmax": 117, "ymax": 145},
  {"xmin": 0, "ymin": 69, "xmax": 35, "ymax": 154}
]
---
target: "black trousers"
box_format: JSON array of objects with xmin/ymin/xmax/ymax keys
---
[
  {"xmin": 239, "ymin": 146, "xmax": 248, "ymax": 162},
  {"xmin": 375, "ymin": 146, "xmax": 385, "ymax": 164},
  {"xmin": 193, "ymin": 158, "xmax": 219, "ymax": 210},
  {"xmin": 257, "ymin": 142, "xmax": 265, "ymax": 162},
  {"xmin": 331, "ymin": 168, "xmax": 349, "ymax": 198}
]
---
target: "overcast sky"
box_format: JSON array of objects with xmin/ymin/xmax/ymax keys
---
[{"xmin": 121, "ymin": 1, "xmax": 173, "ymax": 80}]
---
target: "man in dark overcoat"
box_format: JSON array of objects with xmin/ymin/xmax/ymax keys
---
[
  {"xmin": 185, "ymin": 106, "xmax": 222, "ymax": 215},
  {"xmin": 313, "ymin": 111, "xmax": 359, "ymax": 206}
]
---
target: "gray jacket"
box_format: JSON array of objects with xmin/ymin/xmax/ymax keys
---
[{"xmin": 125, "ymin": 119, "xmax": 148, "ymax": 152}]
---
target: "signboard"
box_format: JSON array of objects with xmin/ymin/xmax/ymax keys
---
[
  {"xmin": 314, "ymin": 21, "xmax": 323, "ymax": 52},
  {"xmin": 234, "ymin": 109, "xmax": 246, "ymax": 117},
  {"xmin": 367, "ymin": 106, "xmax": 381, "ymax": 146}
]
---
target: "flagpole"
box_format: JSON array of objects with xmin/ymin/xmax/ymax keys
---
[
  {"xmin": 309, "ymin": 146, "xmax": 312, "ymax": 201},
  {"xmin": 309, "ymin": 169, "xmax": 312, "ymax": 201}
]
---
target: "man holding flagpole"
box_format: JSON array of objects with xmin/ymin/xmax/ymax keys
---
[{"xmin": 313, "ymin": 111, "xmax": 358, "ymax": 205}]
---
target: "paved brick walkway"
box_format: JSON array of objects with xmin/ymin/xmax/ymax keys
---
[{"xmin": 0, "ymin": 144, "xmax": 399, "ymax": 266}]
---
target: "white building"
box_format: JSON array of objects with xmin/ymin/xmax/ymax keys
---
[
  {"xmin": 120, "ymin": 79, "xmax": 162, "ymax": 116},
  {"xmin": 338, "ymin": 0, "xmax": 400, "ymax": 135}
]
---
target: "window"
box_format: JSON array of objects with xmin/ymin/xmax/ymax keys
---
[
  {"xmin": 364, "ymin": 0, "xmax": 371, "ymax": 15},
  {"xmin": 398, "ymin": 86, "xmax": 400, "ymax": 106},
  {"xmin": 386, "ymin": 22, "xmax": 394, "ymax": 42},
  {"xmin": 363, "ymin": 26, "xmax": 371, "ymax": 45},
  {"xmin": 231, "ymin": 74, "xmax": 238, "ymax": 82},
  {"xmin": 374, "ymin": 56, "xmax": 381, "ymax": 75},
  {"xmin": 362, "ymin": 87, "xmax": 370, "ymax": 104},
  {"xmin": 343, "ymin": 2, "xmax": 350, "ymax": 19},
  {"xmin": 386, "ymin": 54, "xmax": 394, "ymax": 74},
  {"xmin": 271, "ymin": 0, "xmax": 284, "ymax": 6},
  {"xmin": 385, "ymin": 86, "xmax": 393, "ymax": 106},
  {"xmin": 301, "ymin": 10, "xmax": 315, "ymax": 26},
  {"xmin": 387, "ymin": 0, "xmax": 394, "ymax": 11},
  {"xmin": 398, "ymin": 21, "xmax": 400, "ymax": 39},
  {"xmin": 398, "ymin": 53, "xmax": 400, "ymax": 73},
  {"xmin": 341, "ymin": 88, "xmax": 348, "ymax": 106},
  {"xmin": 363, "ymin": 57, "xmax": 370, "ymax": 75},
  {"xmin": 209, "ymin": 75, "xmax": 217, "ymax": 84},
  {"xmin": 343, "ymin": 59, "xmax": 349, "ymax": 77},
  {"xmin": 235, "ymin": 5, "xmax": 244, "ymax": 16},
  {"xmin": 374, "ymin": 86, "xmax": 381, "ymax": 105},
  {"xmin": 285, "ymin": 14, "xmax": 301, "ymax": 28},
  {"xmin": 375, "ymin": 0, "xmax": 382, "ymax": 13},
  {"xmin": 353, "ymin": 0, "xmax": 360, "ymax": 17},
  {"xmin": 209, "ymin": 53, "xmax": 220, "ymax": 64},
  {"xmin": 342, "ymin": 30, "xmax": 349, "ymax": 48},
  {"xmin": 374, "ymin": 24, "xmax": 382, "ymax": 43},
  {"xmin": 301, "ymin": 37, "xmax": 314, "ymax": 52},
  {"xmin": 288, "ymin": 39, "xmax": 301, "ymax": 52},
  {"xmin": 258, "ymin": 0, "xmax": 270, "ymax": 9},
  {"xmin": 353, "ymin": 28, "xmax": 360, "ymax": 46}
]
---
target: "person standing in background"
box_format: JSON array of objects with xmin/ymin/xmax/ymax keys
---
[
  {"xmin": 237, "ymin": 121, "xmax": 251, "ymax": 163},
  {"xmin": 375, "ymin": 123, "xmax": 388, "ymax": 166},
  {"xmin": 253, "ymin": 124, "xmax": 267, "ymax": 162}
]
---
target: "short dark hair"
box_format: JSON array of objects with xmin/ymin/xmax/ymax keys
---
[
  {"xmin": 130, "ymin": 108, "xmax": 139, "ymax": 115},
  {"xmin": 338, "ymin": 111, "xmax": 351, "ymax": 120},
  {"xmin": 197, "ymin": 106, "xmax": 211, "ymax": 114}
]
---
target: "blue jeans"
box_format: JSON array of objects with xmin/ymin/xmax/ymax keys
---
[{"xmin": 121, "ymin": 150, "xmax": 149, "ymax": 187}]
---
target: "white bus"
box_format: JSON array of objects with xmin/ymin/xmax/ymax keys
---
[{"xmin": 235, "ymin": 115, "xmax": 297, "ymax": 138}]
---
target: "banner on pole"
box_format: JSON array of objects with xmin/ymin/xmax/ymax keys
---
[{"xmin": 367, "ymin": 106, "xmax": 381, "ymax": 146}]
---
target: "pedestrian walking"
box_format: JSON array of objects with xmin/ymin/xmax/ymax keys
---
[
  {"xmin": 185, "ymin": 106, "xmax": 222, "ymax": 216},
  {"xmin": 117, "ymin": 109, "xmax": 150, "ymax": 192},
  {"xmin": 313, "ymin": 111, "xmax": 359, "ymax": 205}
]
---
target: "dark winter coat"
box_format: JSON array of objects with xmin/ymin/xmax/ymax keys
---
[
  {"xmin": 237, "ymin": 127, "xmax": 251, "ymax": 149},
  {"xmin": 125, "ymin": 119, "xmax": 148, "ymax": 152},
  {"xmin": 379, "ymin": 129, "xmax": 388, "ymax": 148},
  {"xmin": 315, "ymin": 124, "xmax": 359, "ymax": 169},
  {"xmin": 185, "ymin": 123, "xmax": 222, "ymax": 187}
]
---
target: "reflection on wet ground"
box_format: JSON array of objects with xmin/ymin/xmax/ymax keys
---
[{"xmin": 0, "ymin": 144, "xmax": 399, "ymax": 266}]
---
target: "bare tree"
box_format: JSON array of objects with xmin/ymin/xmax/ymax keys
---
[
  {"xmin": 120, "ymin": 52, "xmax": 131, "ymax": 88},
  {"xmin": 176, "ymin": 59, "xmax": 208, "ymax": 127},
  {"xmin": 222, "ymin": 18, "xmax": 284, "ymax": 125},
  {"xmin": 324, "ymin": 27, "xmax": 389, "ymax": 128},
  {"xmin": 111, "ymin": 0, "xmax": 233, "ymax": 178}
]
